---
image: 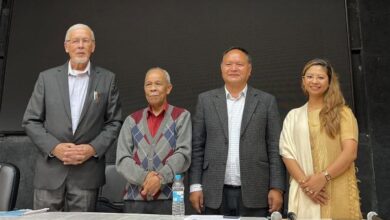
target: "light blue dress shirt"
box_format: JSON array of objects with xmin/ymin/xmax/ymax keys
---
[{"xmin": 68, "ymin": 61, "xmax": 90, "ymax": 134}]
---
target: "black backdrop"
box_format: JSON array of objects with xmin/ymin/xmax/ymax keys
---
[
  {"xmin": 0, "ymin": 0, "xmax": 353, "ymax": 132},
  {"xmin": 2, "ymin": 0, "xmax": 389, "ymax": 216}
]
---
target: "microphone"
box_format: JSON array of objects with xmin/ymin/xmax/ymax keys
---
[
  {"xmin": 287, "ymin": 211, "xmax": 297, "ymax": 220},
  {"xmin": 270, "ymin": 211, "xmax": 282, "ymax": 220},
  {"xmin": 367, "ymin": 211, "xmax": 383, "ymax": 220}
]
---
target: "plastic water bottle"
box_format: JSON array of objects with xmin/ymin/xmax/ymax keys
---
[{"xmin": 172, "ymin": 174, "xmax": 185, "ymax": 216}]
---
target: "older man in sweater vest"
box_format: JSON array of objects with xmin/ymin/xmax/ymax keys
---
[{"xmin": 116, "ymin": 67, "xmax": 192, "ymax": 214}]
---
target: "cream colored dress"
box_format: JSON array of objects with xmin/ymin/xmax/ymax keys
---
[{"xmin": 308, "ymin": 107, "xmax": 362, "ymax": 219}]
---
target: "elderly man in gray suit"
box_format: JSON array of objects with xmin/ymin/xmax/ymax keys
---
[
  {"xmin": 189, "ymin": 47, "xmax": 286, "ymax": 217},
  {"xmin": 22, "ymin": 23, "xmax": 122, "ymax": 211}
]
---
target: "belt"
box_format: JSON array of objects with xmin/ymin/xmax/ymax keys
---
[{"xmin": 224, "ymin": 184, "xmax": 241, "ymax": 189}]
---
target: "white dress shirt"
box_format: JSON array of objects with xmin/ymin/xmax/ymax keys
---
[
  {"xmin": 190, "ymin": 85, "xmax": 247, "ymax": 192},
  {"xmin": 224, "ymin": 85, "xmax": 247, "ymax": 186},
  {"xmin": 68, "ymin": 61, "xmax": 90, "ymax": 134}
]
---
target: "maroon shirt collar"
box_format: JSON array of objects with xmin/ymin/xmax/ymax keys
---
[{"xmin": 147, "ymin": 102, "xmax": 169, "ymax": 117}]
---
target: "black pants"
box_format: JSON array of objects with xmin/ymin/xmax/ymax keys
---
[
  {"xmin": 124, "ymin": 199, "xmax": 172, "ymax": 215},
  {"xmin": 205, "ymin": 185, "xmax": 268, "ymax": 217}
]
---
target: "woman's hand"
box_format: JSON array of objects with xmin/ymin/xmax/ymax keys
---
[
  {"xmin": 301, "ymin": 173, "xmax": 327, "ymax": 194},
  {"xmin": 304, "ymin": 187, "xmax": 328, "ymax": 205},
  {"xmin": 300, "ymin": 173, "xmax": 328, "ymax": 204}
]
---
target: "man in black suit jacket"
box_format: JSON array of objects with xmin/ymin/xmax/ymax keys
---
[
  {"xmin": 189, "ymin": 47, "xmax": 285, "ymax": 217},
  {"xmin": 22, "ymin": 24, "xmax": 122, "ymax": 211}
]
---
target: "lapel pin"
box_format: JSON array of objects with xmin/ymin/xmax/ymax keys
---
[{"xmin": 93, "ymin": 91, "xmax": 100, "ymax": 102}]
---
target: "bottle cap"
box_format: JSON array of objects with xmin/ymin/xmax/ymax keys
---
[{"xmin": 175, "ymin": 174, "xmax": 181, "ymax": 180}]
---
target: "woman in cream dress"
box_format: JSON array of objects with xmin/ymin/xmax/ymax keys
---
[{"xmin": 280, "ymin": 58, "xmax": 362, "ymax": 219}]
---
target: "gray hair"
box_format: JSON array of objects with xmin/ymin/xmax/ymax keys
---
[
  {"xmin": 145, "ymin": 67, "xmax": 171, "ymax": 84},
  {"xmin": 64, "ymin": 23, "xmax": 95, "ymax": 42}
]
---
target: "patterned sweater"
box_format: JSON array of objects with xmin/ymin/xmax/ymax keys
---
[{"xmin": 116, "ymin": 105, "xmax": 192, "ymax": 201}]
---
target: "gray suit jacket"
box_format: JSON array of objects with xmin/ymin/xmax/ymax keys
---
[
  {"xmin": 22, "ymin": 63, "xmax": 122, "ymax": 190},
  {"xmin": 189, "ymin": 86, "xmax": 286, "ymax": 209}
]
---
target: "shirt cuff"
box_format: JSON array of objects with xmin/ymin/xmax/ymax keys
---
[{"xmin": 190, "ymin": 184, "xmax": 202, "ymax": 192}]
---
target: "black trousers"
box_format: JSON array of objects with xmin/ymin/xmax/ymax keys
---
[
  {"xmin": 124, "ymin": 199, "xmax": 172, "ymax": 215},
  {"xmin": 205, "ymin": 185, "xmax": 269, "ymax": 217}
]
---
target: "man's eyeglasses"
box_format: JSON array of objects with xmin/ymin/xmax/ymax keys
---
[{"xmin": 66, "ymin": 38, "xmax": 94, "ymax": 45}]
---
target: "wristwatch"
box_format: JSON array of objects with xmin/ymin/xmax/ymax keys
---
[{"xmin": 323, "ymin": 170, "xmax": 332, "ymax": 182}]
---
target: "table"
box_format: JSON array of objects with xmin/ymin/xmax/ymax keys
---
[{"xmin": 0, "ymin": 212, "xmax": 267, "ymax": 220}]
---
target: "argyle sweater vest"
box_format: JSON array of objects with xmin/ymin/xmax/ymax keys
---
[{"xmin": 123, "ymin": 105, "xmax": 186, "ymax": 201}]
